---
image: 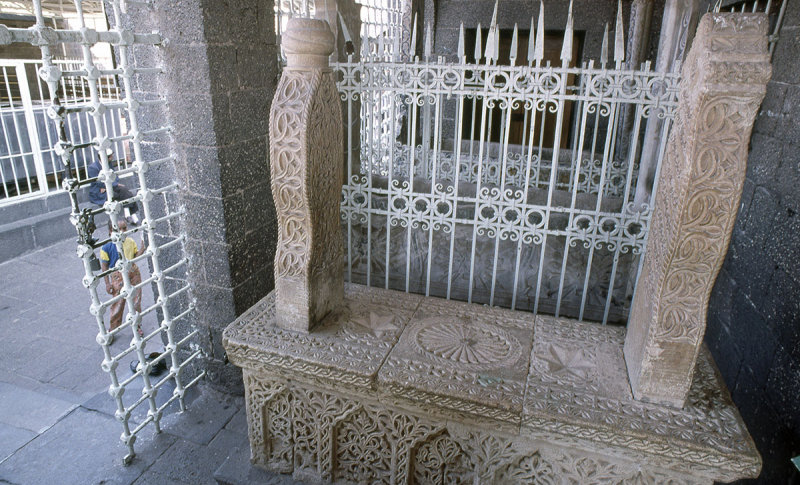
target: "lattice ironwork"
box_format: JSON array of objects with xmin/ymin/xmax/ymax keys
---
[
  {"xmin": 2, "ymin": 0, "xmax": 202, "ymax": 464},
  {"xmin": 0, "ymin": 59, "xmax": 127, "ymax": 202},
  {"xmin": 335, "ymin": 1, "xmax": 680, "ymax": 324}
]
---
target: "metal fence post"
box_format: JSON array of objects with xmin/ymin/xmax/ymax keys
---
[{"xmin": 14, "ymin": 62, "xmax": 48, "ymax": 194}]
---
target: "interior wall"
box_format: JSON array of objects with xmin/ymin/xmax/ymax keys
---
[{"xmin": 705, "ymin": 2, "xmax": 800, "ymax": 482}]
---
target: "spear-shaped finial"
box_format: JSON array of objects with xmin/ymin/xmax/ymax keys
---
[
  {"xmin": 338, "ymin": 11, "xmax": 354, "ymax": 55},
  {"xmin": 601, "ymin": 22, "xmax": 609, "ymax": 65},
  {"xmin": 510, "ymin": 23, "xmax": 519, "ymax": 65},
  {"xmin": 560, "ymin": 0, "xmax": 574, "ymax": 64},
  {"xmin": 474, "ymin": 22, "xmax": 483, "ymax": 62},
  {"xmin": 527, "ymin": 17, "xmax": 536, "ymax": 65},
  {"xmin": 410, "ymin": 13, "xmax": 418, "ymax": 57},
  {"xmin": 535, "ymin": 1, "xmax": 544, "ymax": 64},
  {"xmin": 486, "ymin": 0, "xmax": 499, "ymax": 63},
  {"xmin": 614, "ymin": 0, "xmax": 624, "ymax": 65},
  {"xmin": 424, "ymin": 21, "xmax": 432, "ymax": 59},
  {"xmin": 361, "ymin": 28, "xmax": 369, "ymax": 59},
  {"xmin": 458, "ymin": 22, "xmax": 465, "ymax": 59}
]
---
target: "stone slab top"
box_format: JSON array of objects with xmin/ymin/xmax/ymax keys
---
[
  {"xmin": 224, "ymin": 284, "xmax": 423, "ymax": 388},
  {"xmin": 223, "ymin": 284, "xmax": 760, "ymax": 481}
]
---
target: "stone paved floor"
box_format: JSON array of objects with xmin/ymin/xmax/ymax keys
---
[{"xmin": 0, "ymin": 239, "xmax": 298, "ymax": 485}]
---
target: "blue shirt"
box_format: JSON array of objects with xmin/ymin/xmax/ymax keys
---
[{"xmin": 87, "ymin": 161, "xmax": 118, "ymax": 206}]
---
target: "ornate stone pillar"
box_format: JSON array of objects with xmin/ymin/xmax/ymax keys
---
[
  {"xmin": 269, "ymin": 18, "xmax": 344, "ymax": 333},
  {"xmin": 624, "ymin": 12, "xmax": 772, "ymax": 408}
]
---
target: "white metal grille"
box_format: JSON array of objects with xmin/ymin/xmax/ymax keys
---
[
  {"xmin": 3, "ymin": 0, "xmax": 202, "ymax": 464},
  {"xmin": 335, "ymin": 2, "xmax": 680, "ymax": 324},
  {"xmin": 713, "ymin": 0, "xmax": 789, "ymax": 55},
  {"xmin": 0, "ymin": 59, "xmax": 127, "ymax": 202}
]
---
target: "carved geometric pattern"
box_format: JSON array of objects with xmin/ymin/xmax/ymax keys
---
[
  {"xmin": 411, "ymin": 316, "xmax": 522, "ymax": 366},
  {"xmin": 241, "ymin": 373, "xmax": 707, "ymax": 485},
  {"xmin": 226, "ymin": 286, "xmax": 761, "ymax": 483}
]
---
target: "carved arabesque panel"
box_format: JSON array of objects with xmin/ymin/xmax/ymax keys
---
[{"xmin": 243, "ymin": 373, "xmax": 709, "ymax": 485}]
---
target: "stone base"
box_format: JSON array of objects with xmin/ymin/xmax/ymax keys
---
[{"xmin": 223, "ymin": 284, "xmax": 760, "ymax": 484}]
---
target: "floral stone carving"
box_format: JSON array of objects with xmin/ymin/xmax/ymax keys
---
[
  {"xmin": 223, "ymin": 283, "xmax": 761, "ymax": 484},
  {"xmin": 269, "ymin": 18, "xmax": 344, "ymax": 332},
  {"xmin": 624, "ymin": 12, "xmax": 772, "ymax": 408}
]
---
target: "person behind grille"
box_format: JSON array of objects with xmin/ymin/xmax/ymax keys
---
[
  {"xmin": 87, "ymin": 149, "xmax": 141, "ymax": 225},
  {"xmin": 100, "ymin": 219, "xmax": 147, "ymax": 341}
]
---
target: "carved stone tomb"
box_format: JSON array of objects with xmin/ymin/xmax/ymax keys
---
[{"xmin": 224, "ymin": 12, "xmax": 768, "ymax": 485}]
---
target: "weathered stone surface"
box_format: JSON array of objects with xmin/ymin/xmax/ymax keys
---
[
  {"xmin": 223, "ymin": 284, "xmax": 761, "ymax": 484},
  {"xmin": 224, "ymin": 284, "xmax": 421, "ymax": 388},
  {"xmin": 378, "ymin": 297, "xmax": 534, "ymax": 423},
  {"xmin": 269, "ymin": 19, "xmax": 344, "ymax": 333},
  {"xmin": 624, "ymin": 12, "xmax": 772, "ymax": 408}
]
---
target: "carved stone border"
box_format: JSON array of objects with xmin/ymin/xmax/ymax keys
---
[{"xmin": 624, "ymin": 12, "xmax": 772, "ymax": 408}]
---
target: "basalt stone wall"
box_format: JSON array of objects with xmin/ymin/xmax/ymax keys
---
[
  {"xmin": 432, "ymin": 0, "xmax": 650, "ymax": 63},
  {"xmin": 123, "ymin": 0, "xmax": 279, "ymax": 393},
  {"xmin": 705, "ymin": 2, "xmax": 800, "ymax": 482}
]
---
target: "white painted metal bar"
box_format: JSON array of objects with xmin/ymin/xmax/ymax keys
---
[
  {"xmin": 333, "ymin": 0, "xmax": 679, "ymax": 324},
  {"xmin": 15, "ymin": 0, "xmax": 204, "ymax": 466}
]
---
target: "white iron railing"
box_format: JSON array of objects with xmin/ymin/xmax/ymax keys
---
[
  {"xmin": 0, "ymin": 58, "xmax": 128, "ymax": 204},
  {"xmin": 712, "ymin": 0, "xmax": 789, "ymax": 56},
  {"xmin": 335, "ymin": 1, "xmax": 680, "ymax": 324},
  {"xmin": 3, "ymin": 0, "xmax": 203, "ymax": 464}
]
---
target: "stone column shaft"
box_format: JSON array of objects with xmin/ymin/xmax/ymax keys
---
[
  {"xmin": 624, "ymin": 12, "xmax": 772, "ymax": 408},
  {"xmin": 270, "ymin": 19, "xmax": 344, "ymax": 332}
]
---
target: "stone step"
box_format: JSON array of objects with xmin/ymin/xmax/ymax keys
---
[
  {"xmin": 0, "ymin": 188, "xmax": 99, "ymax": 264},
  {"xmin": 213, "ymin": 446, "xmax": 303, "ymax": 485},
  {"xmin": 0, "ymin": 203, "xmax": 75, "ymax": 263}
]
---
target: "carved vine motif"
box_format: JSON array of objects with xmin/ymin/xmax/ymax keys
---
[
  {"xmin": 650, "ymin": 96, "xmax": 754, "ymax": 344},
  {"xmin": 624, "ymin": 11, "xmax": 771, "ymax": 407},
  {"xmin": 412, "ymin": 431, "xmax": 474, "ymax": 485},
  {"xmin": 269, "ymin": 66, "xmax": 343, "ymax": 329},
  {"xmin": 307, "ymin": 71, "xmax": 344, "ymax": 280},
  {"xmin": 270, "ymin": 71, "xmax": 316, "ymax": 278}
]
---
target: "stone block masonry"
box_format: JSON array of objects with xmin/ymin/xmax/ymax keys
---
[
  {"xmin": 123, "ymin": 0, "xmax": 281, "ymax": 392},
  {"xmin": 705, "ymin": 1, "xmax": 800, "ymax": 482}
]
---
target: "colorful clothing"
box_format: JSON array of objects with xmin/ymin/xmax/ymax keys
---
[
  {"xmin": 101, "ymin": 237, "xmax": 143, "ymax": 335},
  {"xmin": 108, "ymin": 264, "xmax": 143, "ymax": 332},
  {"xmin": 100, "ymin": 237, "xmax": 138, "ymax": 268}
]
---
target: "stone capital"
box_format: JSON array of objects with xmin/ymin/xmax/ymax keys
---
[{"xmin": 282, "ymin": 18, "xmax": 335, "ymax": 69}]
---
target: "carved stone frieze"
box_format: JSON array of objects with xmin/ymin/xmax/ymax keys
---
[
  {"xmin": 269, "ymin": 18, "xmax": 344, "ymax": 332},
  {"xmin": 525, "ymin": 316, "xmax": 759, "ymax": 483},
  {"xmin": 624, "ymin": 12, "xmax": 772, "ymax": 408},
  {"xmin": 224, "ymin": 284, "xmax": 761, "ymax": 484},
  {"xmin": 239, "ymin": 368, "xmax": 710, "ymax": 485}
]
